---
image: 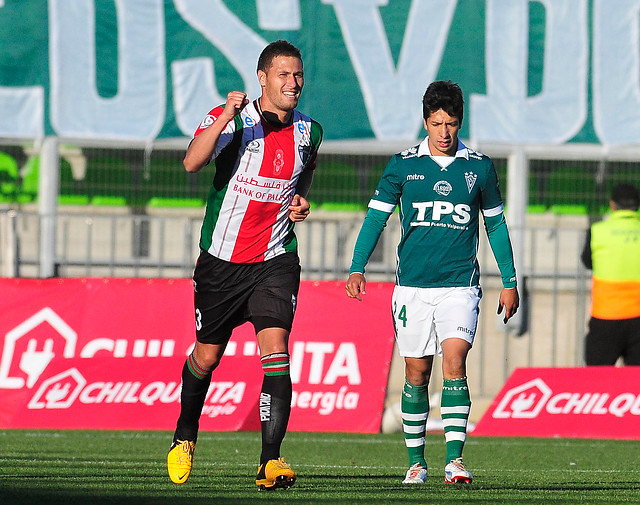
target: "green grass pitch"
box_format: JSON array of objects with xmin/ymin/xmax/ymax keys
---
[{"xmin": 1, "ymin": 430, "xmax": 639, "ymax": 504}]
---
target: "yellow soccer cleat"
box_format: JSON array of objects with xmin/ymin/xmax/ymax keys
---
[
  {"xmin": 167, "ymin": 440, "xmax": 195, "ymax": 484},
  {"xmin": 255, "ymin": 457, "xmax": 297, "ymax": 490}
]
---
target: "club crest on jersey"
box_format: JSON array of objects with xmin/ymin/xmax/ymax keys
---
[
  {"xmin": 434, "ymin": 180, "xmax": 453, "ymax": 197},
  {"xmin": 465, "ymin": 172, "xmax": 477, "ymax": 193},
  {"xmin": 199, "ymin": 115, "xmax": 215, "ymax": 129},
  {"xmin": 274, "ymin": 149, "xmax": 285, "ymax": 175}
]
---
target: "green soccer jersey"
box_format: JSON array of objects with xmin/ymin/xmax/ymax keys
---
[{"xmin": 358, "ymin": 138, "xmax": 511, "ymax": 288}]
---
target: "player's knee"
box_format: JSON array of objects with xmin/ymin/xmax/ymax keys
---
[
  {"xmin": 442, "ymin": 359, "xmax": 466, "ymax": 379},
  {"xmin": 404, "ymin": 361, "xmax": 431, "ymax": 385},
  {"xmin": 193, "ymin": 343, "xmax": 224, "ymax": 371}
]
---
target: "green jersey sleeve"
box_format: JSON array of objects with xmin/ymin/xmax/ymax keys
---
[
  {"xmin": 349, "ymin": 208, "xmax": 391, "ymax": 275},
  {"xmin": 368, "ymin": 155, "xmax": 403, "ymax": 211},
  {"xmin": 480, "ymin": 160, "xmax": 504, "ymax": 211},
  {"xmin": 484, "ymin": 213, "xmax": 517, "ymax": 288}
]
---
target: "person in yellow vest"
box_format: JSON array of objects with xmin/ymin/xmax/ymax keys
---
[{"xmin": 581, "ymin": 183, "xmax": 640, "ymax": 365}]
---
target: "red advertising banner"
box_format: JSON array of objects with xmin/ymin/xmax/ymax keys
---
[
  {"xmin": 474, "ymin": 367, "xmax": 640, "ymax": 439},
  {"xmin": 0, "ymin": 278, "xmax": 395, "ymax": 433}
]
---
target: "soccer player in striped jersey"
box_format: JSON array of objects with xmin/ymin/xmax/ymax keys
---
[
  {"xmin": 345, "ymin": 80, "xmax": 519, "ymax": 484},
  {"xmin": 167, "ymin": 40, "xmax": 322, "ymax": 490}
]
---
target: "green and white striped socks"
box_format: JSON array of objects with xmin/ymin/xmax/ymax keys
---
[
  {"xmin": 401, "ymin": 378, "xmax": 429, "ymax": 468},
  {"xmin": 441, "ymin": 376, "xmax": 471, "ymax": 463}
]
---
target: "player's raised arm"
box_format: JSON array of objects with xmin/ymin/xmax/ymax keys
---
[{"xmin": 183, "ymin": 91, "xmax": 249, "ymax": 173}]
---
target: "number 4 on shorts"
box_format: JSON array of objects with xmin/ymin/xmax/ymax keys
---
[{"xmin": 396, "ymin": 304, "xmax": 407, "ymax": 327}]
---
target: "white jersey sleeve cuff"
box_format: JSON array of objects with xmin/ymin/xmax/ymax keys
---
[
  {"xmin": 368, "ymin": 199, "xmax": 396, "ymax": 213},
  {"xmin": 482, "ymin": 204, "xmax": 504, "ymax": 217}
]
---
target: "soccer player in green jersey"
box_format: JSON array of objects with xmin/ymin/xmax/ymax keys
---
[{"xmin": 345, "ymin": 80, "xmax": 519, "ymax": 484}]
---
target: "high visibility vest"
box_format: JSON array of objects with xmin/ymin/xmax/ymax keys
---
[{"xmin": 590, "ymin": 210, "xmax": 640, "ymax": 319}]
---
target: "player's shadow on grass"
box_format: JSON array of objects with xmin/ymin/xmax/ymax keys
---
[{"xmin": 3, "ymin": 489, "xmax": 445, "ymax": 505}]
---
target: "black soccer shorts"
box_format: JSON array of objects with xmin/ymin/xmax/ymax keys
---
[{"xmin": 192, "ymin": 250, "xmax": 301, "ymax": 345}]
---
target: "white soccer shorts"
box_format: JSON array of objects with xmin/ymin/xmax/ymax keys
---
[{"xmin": 391, "ymin": 285, "xmax": 482, "ymax": 358}]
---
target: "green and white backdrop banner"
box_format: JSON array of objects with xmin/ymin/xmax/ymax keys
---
[{"xmin": 1, "ymin": 0, "xmax": 638, "ymax": 144}]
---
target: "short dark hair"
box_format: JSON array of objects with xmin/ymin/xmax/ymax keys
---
[
  {"xmin": 611, "ymin": 183, "xmax": 640, "ymax": 210},
  {"xmin": 422, "ymin": 80, "xmax": 464, "ymax": 124},
  {"xmin": 257, "ymin": 40, "xmax": 302, "ymax": 73}
]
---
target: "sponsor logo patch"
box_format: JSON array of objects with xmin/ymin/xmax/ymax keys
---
[
  {"xmin": 245, "ymin": 140, "xmax": 261, "ymax": 153},
  {"xmin": 433, "ymin": 180, "xmax": 453, "ymax": 197}
]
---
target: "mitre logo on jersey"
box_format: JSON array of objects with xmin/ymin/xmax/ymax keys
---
[
  {"xmin": 465, "ymin": 172, "xmax": 477, "ymax": 193},
  {"xmin": 433, "ymin": 180, "xmax": 452, "ymax": 197},
  {"xmin": 492, "ymin": 378, "xmax": 552, "ymax": 419}
]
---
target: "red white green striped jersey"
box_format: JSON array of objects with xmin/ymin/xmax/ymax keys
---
[{"xmin": 193, "ymin": 100, "xmax": 323, "ymax": 263}]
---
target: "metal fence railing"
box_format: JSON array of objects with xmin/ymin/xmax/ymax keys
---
[
  {"xmin": 2, "ymin": 139, "xmax": 640, "ymax": 212},
  {"xmin": 1, "ymin": 206, "xmax": 591, "ymax": 399},
  {"xmin": 2, "ymin": 138, "xmax": 638, "ymax": 402}
]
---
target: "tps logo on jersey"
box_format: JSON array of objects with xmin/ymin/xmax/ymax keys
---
[
  {"xmin": 411, "ymin": 201, "xmax": 471, "ymax": 227},
  {"xmin": 465, "ymin": 172, "xmax": 477, "ymax": 193},
  {"xmin": 433, "ymin": 180, "xmax": 453, "ymax": 197}
]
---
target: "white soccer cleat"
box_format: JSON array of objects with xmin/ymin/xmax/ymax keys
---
[
  {"xmin": 444, "ymin": 457, "xmax": 473, "ymax": 483},
  {"xmin": 402, "ymin": 462, "xmax": 427, "ymax": 484}
]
